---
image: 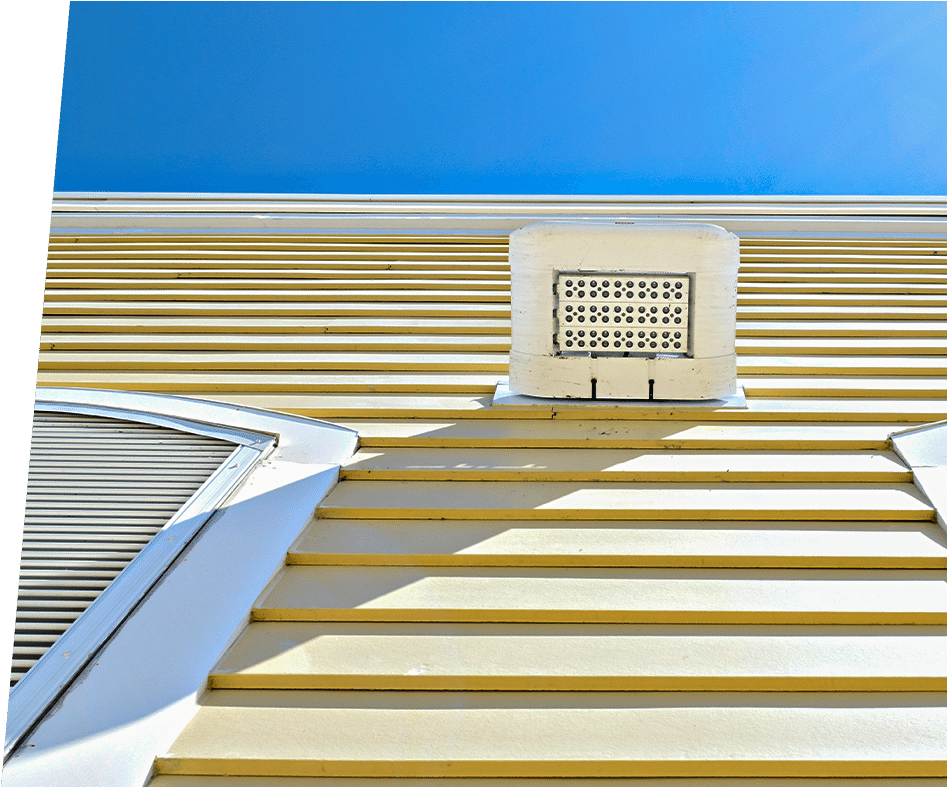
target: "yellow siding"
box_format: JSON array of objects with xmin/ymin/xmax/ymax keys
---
[{"xmin": 37, "ymin": 232, "xmax": 947, "ymax": 784}]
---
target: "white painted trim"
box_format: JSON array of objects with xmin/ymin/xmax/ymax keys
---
[
  {"xmin": 47, "ymin": 193, "xmax": 946, "ymax": 236},
  {"xmin": 48, "ymin": 213, "xmax": 947, "ymax": 236},
  {"xmin": 33, "ymin": 400, "xmax": 271, "ymax": 449},
  {"xmin": 4, "ymin": 437, "xmax": 263, "ymax": 761},
  {"xmin": 492, "ymin": 380, "xmax": 747, "ymax": 410},
  {"xmin": 32, "ymin": 387, "xmax": 357, "ymax": 466},
  {"xmin": 889, "ymin": 421, "xmax": 947, "ymax": 534},
  {"xmin": 2, "ymin": 389, "xmax": 358, "ymax": 786}
]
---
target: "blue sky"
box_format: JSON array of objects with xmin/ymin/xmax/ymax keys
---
[{"xmin": 54, "ymin": 1, "xmax": 946, "ymax": 195}]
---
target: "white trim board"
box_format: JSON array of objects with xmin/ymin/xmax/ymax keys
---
[
  {"xmin": 890, "ymin": 421, "xmax": 947, "ymax": 534},
  {"xmin": 47, "ymin": 193, "xmax": 947, "ymax": 236},
  {"xmin": 48, "ymin": 213, "xmax": 947, "ymax": 236},
  {"xmin": 5, "ymin": 407, "xmax": 265, "ymax": 761},
  {"xmin": 2, "ymin": 389, "xmax": 358, "ymax": 787}
]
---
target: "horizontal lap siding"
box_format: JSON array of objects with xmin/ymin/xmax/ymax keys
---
[{"xmin": 37, "ymin": 231, "xmax": 948, "ymax": 783}]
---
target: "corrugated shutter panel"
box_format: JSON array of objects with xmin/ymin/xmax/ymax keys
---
[{"xmin": 13, "ymin": 410, "xmax": 238, "ymax": 687}]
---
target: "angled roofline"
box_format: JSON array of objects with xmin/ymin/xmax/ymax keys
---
[{"xmin": 3, "ymin": 389, "xmax": 358, "ymax": 785}]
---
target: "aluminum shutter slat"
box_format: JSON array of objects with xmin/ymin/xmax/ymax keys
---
[{"xmin": 11, "ymin": 411, "xmax": 237, "ymax": 687}]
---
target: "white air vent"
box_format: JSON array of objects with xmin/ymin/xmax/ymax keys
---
[{"xmin": 509, "ymin": 221, "xmax": 739, "ymax": 400}]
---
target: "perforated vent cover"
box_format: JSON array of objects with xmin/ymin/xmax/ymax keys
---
[{"xmin": 555, "ymin": 271, "xmax": 690, "ymax": 357}]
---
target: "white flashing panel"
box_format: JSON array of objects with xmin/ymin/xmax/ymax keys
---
[
  {"xmin": 509, "ymin": 221, "xmax": 739, "ymax": 400},
  {"xmin": 2, "ymin": 389, "xmax": 359, "ymax": 786}
]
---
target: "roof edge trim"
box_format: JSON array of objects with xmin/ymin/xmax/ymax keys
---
[
  {"xmin": 889, "ymin": 421, "xmax": 947, "ymax": 534},
  {"xmin": 5, "ymin": 403, "xmax": 273, "ymax": 761}
]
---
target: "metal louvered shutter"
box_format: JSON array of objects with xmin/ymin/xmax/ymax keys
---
[{"xmin": 13, "ymin": 410, "xmax": 239, "ymax": 687}]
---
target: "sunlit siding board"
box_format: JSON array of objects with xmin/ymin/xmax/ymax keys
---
[
  {"xmin": 735, "ymin": 355, "xmax": 946, "ymax": 376},
  {"xmin": 44, "ymin": 269, "xmax": 511, "ymax": 282},
  {"xmin": 36, "ymin": 353, "xmax": 511, "ymax": 370},
  {"xmin": 736, "ymin": 305, "xmax": 946, "ymax": 320},
  {"xmin": 287, "ymin": 519, "xmax": 947, "ymax": 570},
  {"xmin": 41, "ymin": 301, "xmax": 513, "ymax": 318},
  {"xmin": 42, "ymin": 287, "xmax": 512, "ymax": 303},
  {"xmin": 207, "ymin": 621, "xmax": 948, "ymax": 692},
  {"xmin": 44, "ymin": 301, "xmax": 945, "ymax": 321},
  {"xmin": 335, "ymin": 447, "xmax": 915, "ymax": 482},
  {"xmin": 736, "ymin": 321, "xmax": 947, "ymax": 337},
  {"xmin": 315, "ymin": 480, "xmax": 935, "ymax": 522},
  {"xmin": 153, "ymin": 690, "xmax": 947, "ymax": 779},
  {"xmin": 33, "ymin": 340, "xmax": 948, "ymax": 365},
  {"xmin": 334, "ymin": 420, "xmax": 906, "ymax": 449},
  {"xmin": 32, "ymin": 355, "xmax": 948, "ymax": 381},
  {"xmin": 148, "ymin": 774, "xmax": 945, "ymax": 788},
  {"xmin": 39, "ymin": 317, "xmax": 515, "ymax": 336},
  {"xmin": 32, "ymin": 319, "xmax": 948, "ymax": 339}
]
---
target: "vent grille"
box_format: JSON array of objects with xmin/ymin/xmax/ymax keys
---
[
  {"xmin": 554, "ymin": 271, "xmax": 690, "ymax": 356},
  {"xmin": 12, "ymin": 411, "xmax": 237, "ymax": 687}
]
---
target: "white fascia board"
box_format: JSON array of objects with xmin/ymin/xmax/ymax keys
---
[
  {"xmin": 49, "ymin": 192, "xmax": 948, "ymax": 220},
  {"xmin": 48, "ymin": 213, "xmax": 947, "ymax": 237},
  {"xmin": 48, "ymin": 193, "xmax": 947, "ymax": 236},
  {"xmin": 2, "ymin": 389, "xmax": 358, "ymax": 787}
]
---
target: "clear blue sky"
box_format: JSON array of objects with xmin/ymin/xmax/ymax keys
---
[{"xmin": 50, "ymin": 1, "xmax": 948, "ymax": 195}]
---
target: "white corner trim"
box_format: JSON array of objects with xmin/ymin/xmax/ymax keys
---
[
  {"xmin": 889, "ymin": 421, "xmax": 947, "ymax": 533},
  {"xmin": 2, "ymin": 389, "xmax": 358, "ymax": 786}
]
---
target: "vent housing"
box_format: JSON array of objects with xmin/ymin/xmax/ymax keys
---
[{"xmin": 509, "ymin": 221, "xmax": 739, "ymax": 400}]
